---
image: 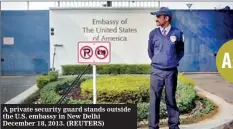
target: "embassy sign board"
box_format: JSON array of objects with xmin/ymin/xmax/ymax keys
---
[{"xmin": 49, "ymin": 8, "xmax": 157, "ymax": 72}]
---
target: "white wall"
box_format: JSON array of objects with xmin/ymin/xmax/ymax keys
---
[{"xmin": 49, "ymin": 8, "xmax": 158, "ymax": 73}]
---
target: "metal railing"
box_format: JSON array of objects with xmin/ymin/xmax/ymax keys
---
[
  {"xmin": 56, "ymin": 64, "xmax": 91, "ymax": 104},
  {"xmin": 0, "ymin": 1, "xmax": 160, "ymax": 10},
  {"xmin": 0, "ymin": 1, "xmax": 232, "ymax": 10},
  {"xmin": 55, "ymin": 1, "xmax": 159, "ymax": 7}
]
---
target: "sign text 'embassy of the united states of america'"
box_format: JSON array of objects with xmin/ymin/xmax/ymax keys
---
[{"xmin": 82, "ymin": 18, "xmax": 138, "ymax": 42}]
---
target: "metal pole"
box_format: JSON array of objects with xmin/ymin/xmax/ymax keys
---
[
  {"xmin": 93, "ymin": 64, "xmax": 97, "ymax": 104},
  {"xmin": 27, "ymin": 1, "xmax": 29, "ymax": 10},
  {"xmin": 0, "ymin": 0, "xmax": 1, "ymax": 122},
  {"xmin": 52, "ymin": 46, "xmax": 56, "ymax": 70},
  {"xmin": 0, "ymin": 1, "xmax": 2, "ymax": 76},
  {"xmin": 58, "ymin": 1, "xmax": 60, "ymax": 7}
]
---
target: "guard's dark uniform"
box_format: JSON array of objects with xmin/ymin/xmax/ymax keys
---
[{"xmin": 148, "ymin": 7, "xmax": 184, "ymax": 129}]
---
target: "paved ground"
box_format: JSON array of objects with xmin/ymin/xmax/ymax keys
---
[
  {"xmin": 0, "ymin": 76, "xmax": 37, "ymax": 104},
  {"xmin": 185, "ymin": 74, "xmax": 233, "ymax": 105}
]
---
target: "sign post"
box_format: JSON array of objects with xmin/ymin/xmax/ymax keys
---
[
  {"xmin": 93, "ymin": 64, "xmax": 97, "ymax": 104},
  {"xmin": 78, "ymin": 41, "xmax": 111, "ymax": 104}
]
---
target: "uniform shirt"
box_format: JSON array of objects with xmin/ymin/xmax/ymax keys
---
[
  {"xmin": 159, "ymin": 24, "xmax": 171, "ymax": 36},
  {"xmin": 148, "ymin": 26, "xmax": 184, "ymax": 70}
]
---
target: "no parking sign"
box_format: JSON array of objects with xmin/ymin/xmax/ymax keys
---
[
  {"xmin": 77, "ymin": 41, "xmax": 111, "ymax": 104},
  {"xmin": 78, "ymin": 41, "xmax": 111, "ymax": 64},
  {"xmin": 80, "ymin": 46, "xmax": 93, "ymax": 59}
]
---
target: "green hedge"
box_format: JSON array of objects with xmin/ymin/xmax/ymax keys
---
[
  {"xmin": 79, "ymin": 75, "xmax": 196, "ymax": 111},
  {"xmin": 48, "ymin": 71, "xmax": 59, "ymax": 82},
  {"xmin": 40, "ymin": 75, "xmax": 196, "ymax": 117},
  {"xmin": 40, "ymin": 78, "xmax": 71, "ymax": 104},
  {"xmin": 80, "ymin": 75, "xmax": 150, "ymax": 103},
  {"xmin": 62, "ymin": 64, "xmax": 151, "ymax": 75},
  {"xmin": 193, "ymin": 96, "xmax": 216, "ymax": 117},
  {"xmin": 66, "ymin": 96, "xmax": 216, "ymax": 122},
  {"xmin": 66, "ymin": 100, "xmax": 167, "ymax": 121},
  {"xmin": 176, "ymin": 83, "xmax": 197, "ymax": 112},
  {"xmin": 39, "ymin": 72, "xmax": 197, "ymax": 121},
  {"xmin": 62, "ymin": 64, "xmax": 196, "ymax": 87},
  {"xmin": 40, "ymin": 77, "xmax": 89, "ymax": 104},
  {"xmin": 137, "ymin": 96, "xmax": 216, "ymax": 123},
  {"xmin": 36, "ymin": 76, "xmax": 51, "ymax": 89},
  {"xmin": 36, "ymin": 71, "xmax": 59, "ymax": 89},
  {"xmin": 67, "ymin": 95, "xmax": 215, "ymax": 122}
]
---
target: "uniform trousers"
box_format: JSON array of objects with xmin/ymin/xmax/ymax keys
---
[{"xmin": 148, "ymin": 68, "xmax": 180, "ymax": 129}]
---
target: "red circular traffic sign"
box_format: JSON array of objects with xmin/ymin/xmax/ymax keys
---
[
  {"xmin": 95, "ymin": 46, "xmax": 108, "ymax": 59},
  {"xmin": 80, "ymin": 46, "xmax": 93, "ymax": 59}
]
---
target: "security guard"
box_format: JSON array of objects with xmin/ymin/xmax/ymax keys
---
[{"xmin": 148, "ymin": 7, "xmax": 184, "ymax": 129}]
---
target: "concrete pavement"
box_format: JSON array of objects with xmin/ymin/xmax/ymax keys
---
[
  {"xmin": 185, "ymin": 74, "xmax": 233, "ymax": 105},
  {"xmin": 0, "ymin": 76, "xmax": 37, "ymax": 104}
]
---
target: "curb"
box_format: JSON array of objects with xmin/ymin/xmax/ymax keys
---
[
  {"xmin": 158, "ymin": 86, "xmax": 233, "ymax": 129},
  {"xmin": 5, "ymin": 84, "xmax": 39, "ymax": 104},
  {"xmin": 190, "ymin": 86, "xmax": 233, "ymax": 129}
]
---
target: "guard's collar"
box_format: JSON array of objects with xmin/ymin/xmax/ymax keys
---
[{"xmin": 159, "ymin": 24, "xmax": 171, "ymax": 33}]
